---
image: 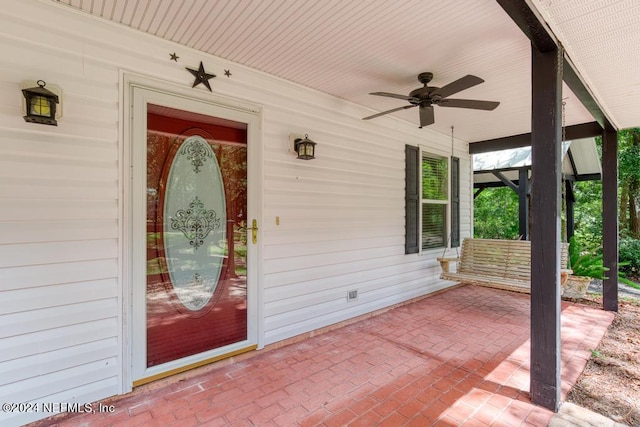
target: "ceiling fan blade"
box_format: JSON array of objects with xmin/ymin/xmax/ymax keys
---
[
  {"xmin": 438, "ymin": 99, "xmax": 500, "ymax": 110},
  {"xmin": 362, "ymin": 104, "xmax": 415, "ymax": 120},
  {"xmin": 369, "ymin": 92, "xmax": 417, "ymax": 101},
  {"xmin": 431, "ymin": 75, "xmax": 484, "ymax": 99},
  {"xmin": 419, "ymin": 105, "xmax": 435, "ymax": 128}
]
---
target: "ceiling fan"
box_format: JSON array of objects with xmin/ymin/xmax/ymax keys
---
[{"xmin": 362, "ymin": 72, "xmax": 500, "ymax": 128}]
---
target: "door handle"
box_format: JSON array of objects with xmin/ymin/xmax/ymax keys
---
[{"xmin": 249, "ymin": 219, "xmax": 258, "ymax": 244}]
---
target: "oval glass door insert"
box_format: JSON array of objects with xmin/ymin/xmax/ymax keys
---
[{"xmin": 163, "ymin": 135, "xmax": 226, "ymax": 311}]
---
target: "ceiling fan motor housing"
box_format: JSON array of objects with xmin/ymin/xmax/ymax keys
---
[
  {"xmin": 417, "ymin": 72, "xmax": 433, "ymax": 84},
  {"xmin": 409, "ymin": 86, "xmax": 435, "ymax": 103},
  {"xmin": 410, "ymin": 73, "xmax": 440, "ymax": 104}
]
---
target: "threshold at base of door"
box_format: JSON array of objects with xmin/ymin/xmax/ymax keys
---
[{"xmin": 132, "ymin": 344, "xmax": 258, "ymax": 388}]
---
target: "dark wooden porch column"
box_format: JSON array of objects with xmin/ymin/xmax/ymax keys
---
[
  {"xmin": 565, "ymin": 181, "xmax": 575, "ymax": 240},
  {"xmin": 602, "ymin": 128, "xmax": 619, "ymax": 311},
  {"xmin": 519, "ymin": 168, "xmax": 529, "ymax": 239},
  {"xmin": 530, "ymin": 45, "xmax": 563, "ymax": 411}
]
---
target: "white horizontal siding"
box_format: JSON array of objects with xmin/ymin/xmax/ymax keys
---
[
  {"xmin": 0, "ymin": 279, "xmax": 117, "ymax": 315},
  {"xmin": 264, "ymin": 270, "xmax": 451, "ymax": 344},
  {"xmin": 0, "ymin": 360, "xmax": 119, "ymax": 426},
  {"xmin": 0, "ymin": 239, "xmax": 117, "ymax": 268},
  {"xmin": 0, "ymin": 1, "xmax": 121, "ymax": 425},
  {"xmin": 0, "ymin": 259, "xmax": 118, "ymax": 291},
  {"xmin": 0, "ymin": 1, "xmax": 472, "ymax": 424},
  {"xmin": 264, "ymin": 235, "xmax": 403, "ymax": 259},
  {"xmin": 0, "ymin": 318, "xmax": 118, "ymax": 362},
  {"xmin": 1, "ymin": 357, "xmax": 119, "ymax": 403},
  {"xmin": 265, "ymin": 258, "xmax": 440, "ymax": 308},
  {"xmin": 0, "ymin": 220, "xmax": 118, "ymax": 245},
  {"xmin": 0, "ymin": 337, "xmax": 118, "ymax": 385},
  {"xmin": 0, "ymin": 316, "xmax": 118, "ymax": 426}
]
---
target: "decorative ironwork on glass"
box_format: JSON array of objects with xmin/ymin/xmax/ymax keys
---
[
  {"xmin": 180, "ymin": 138, "xmax": 213, "ymax": 173},
  {"xmin": 171, "ymin": 196, "xmax": 220, "ymax": 249},
  {"xmin": 182, "ymin": 273, "xmax": 207, "ymax": 308}
]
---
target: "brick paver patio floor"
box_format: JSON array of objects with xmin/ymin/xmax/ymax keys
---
[{"xmin": 34, "ymin": 285, "xmax": 614, "ymax": 426}]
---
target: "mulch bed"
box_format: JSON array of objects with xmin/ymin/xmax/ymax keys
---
[{"xmin": 567, "ymin": 295, "xmax": 640, "ymax": 426}]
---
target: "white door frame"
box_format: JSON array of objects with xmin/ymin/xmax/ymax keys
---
[{"xmin": 121, "ymin": 73, "xmax": 263, "ymax": 390}]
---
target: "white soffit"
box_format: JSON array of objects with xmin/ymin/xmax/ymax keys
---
[
  {"xmin": 531, "ymin": 0, "xmax": 640, "ymax": 130},
  {"xmin": 473, "ymin": 143, "xmax": 570, "ymax": 171},
  {"xmin": 47, "ymin": 0, "xmax": 630, "ymax": 141}
]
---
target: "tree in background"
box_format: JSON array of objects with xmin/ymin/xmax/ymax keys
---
[
  {"xmin": 573, "ymin": 179, "xmax": 603, "ymax": 249},
  {"xmin": 616, "ymin": 129, "xmax": 640, "ymax": 278},
  {"xmin": 473, "ymin": 187, "xmax": 519, "ymax": 239},
  {"xmin": 618, "ymin": 128, "xmax": 640, "ymax": 238}
]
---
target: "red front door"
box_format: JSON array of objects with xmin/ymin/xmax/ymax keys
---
[{"xmin": 145, "ymin": 104, "xmax": 248, "ymax": 367}]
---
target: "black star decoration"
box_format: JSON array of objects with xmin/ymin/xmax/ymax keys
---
[
  {"xmin": 224, "ymin": 69, "xmax": 232, "ymax": 77},
  {"xmin": 170, "ymin": 52, "xmax": 179, "ymax": 62},
  {"xmin": 186, "ymin": 61, "xmax": 216, "ymax": 92}
]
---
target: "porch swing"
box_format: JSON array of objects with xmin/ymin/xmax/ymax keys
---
[
  {"xmin": 437, "ymin": 238, "xmax": 571, "ymax": 293},
  {"xmin": 436, "ymin": 118, "xmax": 572, "ymax": 293}
]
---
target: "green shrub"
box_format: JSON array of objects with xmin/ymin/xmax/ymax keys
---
[
  {"xmin": 569, "ymin": 236, "xmax": 639, "ymax": 288},
  {"xmin": 568, "ymin": 236, "xmax": 608, "ymax": 279},
  {"xmin": 619, "ymin": 237, "xmax": 640, "ymax": 275}
]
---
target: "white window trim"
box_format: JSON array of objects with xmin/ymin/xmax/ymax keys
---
[{"xmin": 418, "ymin": 147, "xmax": 451, "ymax": 254}]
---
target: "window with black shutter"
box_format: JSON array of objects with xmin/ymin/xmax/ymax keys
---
[
  {"xmin": 405, "ymin": 146, "xmax": 460, "ymax": 253},
  {"xmin": 450, "ymin": 156, "xmax": 460, "ymax": 247},
  {"xmin": 405, "ymin": 145, "xmax": 419, "ymax": 254}
]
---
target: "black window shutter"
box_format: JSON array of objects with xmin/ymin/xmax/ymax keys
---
[
  {"xmin": 450, "ymin": 156, "xmax": 460, "ymax": 247},
  {"xmin": 405, "ymin": 145, "xmax": 419, "ymax": 254}
]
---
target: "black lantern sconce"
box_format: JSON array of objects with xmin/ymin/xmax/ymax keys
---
[
  {"xmin": 293, "ymin": 134, "xmax": 317, "ymax": 160},
  {"xmin": 22, "ymin": 80, "xmax": 59, "ymax": 126}
]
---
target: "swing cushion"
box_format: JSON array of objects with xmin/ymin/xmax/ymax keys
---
[{"xmin": 437, "ymin": 238, "xmax": 571, "ymax": 293}]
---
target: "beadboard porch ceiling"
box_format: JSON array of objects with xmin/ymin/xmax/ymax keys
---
[{"xmin": 50, "ymin": 0, "xmax": 640, "ymax": 143}]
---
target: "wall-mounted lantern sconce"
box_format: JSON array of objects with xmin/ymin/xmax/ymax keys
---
[
  {"xmin": 292, "ymin": 134, "xmax": 317, "ymax": 160},
  {"xmin": 22, "ymin": 80, "xmax": 60, "ymax": 126}
]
